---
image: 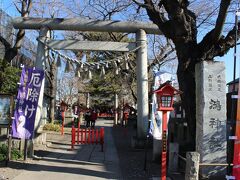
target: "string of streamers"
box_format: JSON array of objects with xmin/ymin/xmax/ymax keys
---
[
  {"xmin": 50, "ymin": 46, "xmax": 130, "ymax": 77},
  {"xmin": 37, "ymin": 38, "xmax": 134, "ymax": 78},
  {"xmin": 40, "ymin": 41, "xmax": 133, "ymax": 74}
]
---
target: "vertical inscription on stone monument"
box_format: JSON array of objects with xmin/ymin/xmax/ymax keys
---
[{"xmin": 196, "ymin": 61, "xmax": 226, "ymax": 177}]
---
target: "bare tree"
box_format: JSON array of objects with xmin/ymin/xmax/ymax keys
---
[
  {"xmin": 44, "ymin": 51, "xmax": 57, "ymax": 123},
  {"xmin": 57, "ymin": 73, "xmax": 79, "ymax": 105},
  {"xmin": 4, "ymin": 0, "xmax": 32, "ymax": 62},
  {"xmin": 133, "ymin": 0, "xmax": 238, "ymax": 149}
]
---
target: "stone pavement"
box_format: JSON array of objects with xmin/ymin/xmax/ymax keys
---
[
  {"xmin": 1, "ymin": 118, "xmax": 185, "ymax": 180},
  {"xmin": 11, "ymin": 118, "xmax": 121, "ymax": 180}
]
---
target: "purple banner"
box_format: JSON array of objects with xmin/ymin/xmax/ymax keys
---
[{"xmin": 12, "ymin": 67, "xmax": 44, "ymax": 139}]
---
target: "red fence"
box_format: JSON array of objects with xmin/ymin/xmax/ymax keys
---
[
  {"xmin": 71, "ymin": 126, "xmax": 104, "ymax": 152},
  {"xmin": 98, "ymin": 113, "xmax": 114, "ymax": 118}
]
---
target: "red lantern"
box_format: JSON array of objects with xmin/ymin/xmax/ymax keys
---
[
  {"xmin": 60, "ymin": 101, "xmax": 68, "ymax": 112},
  {"xmin": 153, "ymin": 81, "xmax": 181, "ymax": 180},
  {"xmin": 154, "ymin": 81, "xmax": 181, "ymax": 111},
  {"xmin": 60, "ymin": 101, "xmax": 68, "ymax": 135}
]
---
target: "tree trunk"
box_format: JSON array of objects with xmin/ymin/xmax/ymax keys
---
[
  {"xmin": 49, "ymin": 97, "xmax": 55, "ymax": 123},
  {"xmin": 4, "ymin": 48, "xmax": 18, "ymax": 62},
  {"xmin": 177, "ymin": 58, "xmax": 197, "ymax": 151}
]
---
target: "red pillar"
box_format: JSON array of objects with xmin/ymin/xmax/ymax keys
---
[
  {"xmin": 71, "ymin": 120, "xmax": 76, "ymax": 150},
  {"xmin": 100, "ymin": 128, "xmax": 104, "ymax": 152},
  {"xmin": 77, "ymin": 120, "xmax": 80, "ymax": 144},
  {"xmin": 88, "ymin": 129, "xmax": 91, "ymax": 144},
  {"xmin": 96, "ymin": 129, "xmax": 99, "ymax": 144},
  {"xmin": 80, "ymin": 129, "xmax": 83, "ymax": 144},
  {"xmin": 92, "ymin": 129, "xmax": 95, "ymax": 144},
  {"xmin": 161, "ymin": 111, "xmax": 168, "ymax": 180},
  {"xmin": 84, "ymin": 128, "xmax": 87, "ymax": 144}
]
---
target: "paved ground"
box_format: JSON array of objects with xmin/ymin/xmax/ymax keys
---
[{"xmin": 0, "ymin": 118, "xmax": 185, "ymax": 180}]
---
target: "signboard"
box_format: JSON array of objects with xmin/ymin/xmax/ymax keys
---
[
  {"xmin": 0, "ymin": 94, "xmax": 13, "ymax": 126},
  {"xmin": 11, "ymin": 67, "xmax": 44, "ymax": 139}
]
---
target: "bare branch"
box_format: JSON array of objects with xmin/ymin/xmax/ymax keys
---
[
  {"xmin": 197, "ymin": 6, "xmax": 219, "ymax": 28},
  {"xmin": 13, "ymin": 2, "xmax": 22, "ymax": 13},
  {"xmin": 26, "ymin": 0, "xmax": 33, "ymax": 14},
  {"xmin": 212, "ymin": 0, "xmax": 232, "ymax": 42},
  {"xmin": 211, "ymin": 23, "xmax": 240, "ymax": 58},
  {"xmin": 132, "ymin": 0, "xmax": 150, "ymax": 9}
]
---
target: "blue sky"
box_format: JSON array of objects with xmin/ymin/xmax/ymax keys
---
[{"xmin": 2, "ymin": 1, "xmax": 239, "ymax": 84}]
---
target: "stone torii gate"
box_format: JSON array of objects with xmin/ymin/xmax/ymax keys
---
[{"xmin": 12, "ymin": 17, "xmax": 161, "ymax": 140}]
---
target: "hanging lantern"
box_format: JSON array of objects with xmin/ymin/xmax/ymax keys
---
[
  {"xmin": 100, "ymin": 66, "xmax": 105, "ymax": 78},
  {"xmin": 60, "ymin": 101, "xmax": 68, "ymax": 112},
  {"xmin": 57, "ymin": 55, "xmax": 61, "ymax": 67}
]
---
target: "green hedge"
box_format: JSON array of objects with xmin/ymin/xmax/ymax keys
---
[
  {"xmin": 0, "ymin": 143, "xmax": 23, "ymax": 161},
  {"xmin": 43, "ymin": 122, "xmax": 61, "ymax": 132}
]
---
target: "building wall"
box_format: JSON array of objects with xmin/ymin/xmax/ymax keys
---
[{"xmin": 228, "ymin": 82, "xmax": 239, "ymax": 93}]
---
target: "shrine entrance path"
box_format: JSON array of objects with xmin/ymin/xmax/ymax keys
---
[{"xmin": 12, "ymin": 118, "xmax": 121, "ymax": 180}]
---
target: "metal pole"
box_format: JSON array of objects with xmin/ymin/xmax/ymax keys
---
[
  {"xmin": 136, "ymin": 29, "xmax": 149, "ymax": 138},
  {"xmin": 114, "ymin": 93, "xmax": 118, "ymax": 125},
  {"xmin": 233, "ymin": 12, "xmax": 238, "ymax": 93}
]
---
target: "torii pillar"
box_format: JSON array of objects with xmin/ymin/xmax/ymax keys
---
[
  {"xmin": 136, "ymin": 29, "xmax": 149, "ymax": 139},
  {"xmin": 31, "ymin": 27, "xmax": 49, "ymax": 155}
]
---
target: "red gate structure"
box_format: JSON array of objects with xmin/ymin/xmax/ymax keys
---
[{"xmin": 71, "ymin": 125, "xmax": 104, "ymax": 152}]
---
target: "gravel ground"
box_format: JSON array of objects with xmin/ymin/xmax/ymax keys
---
[
  {"xmin": 111, "ymin": 123, "xmax": 161, "ymax": 180},
  {"xmin": 0, "ymin": 160, "xmax": 30, "ymax": 180}
]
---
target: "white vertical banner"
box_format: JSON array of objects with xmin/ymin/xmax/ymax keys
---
[{"xmin": 149, "ymin": 71, "xmax": 174, "ymax": 139}]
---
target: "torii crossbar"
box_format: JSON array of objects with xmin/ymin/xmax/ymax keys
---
[
  {"xmin": 12, "ymin": 17, "xmax": 161, "ymax": 139},
  {"xmin": 12, "ymin": 17, "xmax": 161, "ymax": 34}
]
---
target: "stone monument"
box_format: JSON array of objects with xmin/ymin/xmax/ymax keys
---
[{"xmin": 195, "ymin": 61, "xmax": 226, "ymax": 177}]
